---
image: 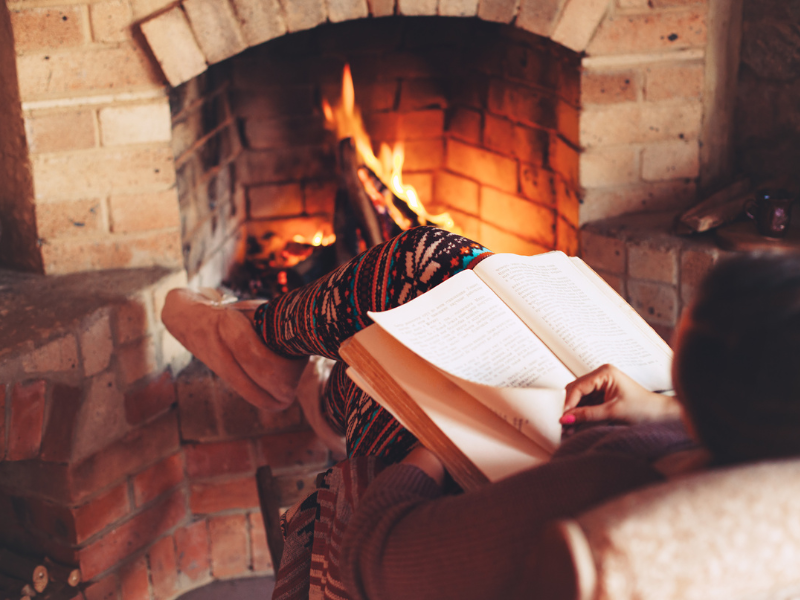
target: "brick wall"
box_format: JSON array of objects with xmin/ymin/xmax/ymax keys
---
[{"xmin": 0, "ymin": 270, "xmax": 329, "ymax": 599}]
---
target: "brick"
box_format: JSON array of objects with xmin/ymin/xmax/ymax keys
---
[
  {"xmin": 71, "ymin": 411, "xmax": 180, "ymax": 502},
  {"xmin": 84, "ymin": 572, "xmax": 120, "ymax": 600},
  {"xmin": 16, "ymin": 44, "xmax": 161, "ymax": 102},
  {"xmin": 41, "ymin": 230, "xmax": 183, "ymax": 275},
  {"xmin": 249, "ymin": 183, "xmax": 304, "ymax": 219},
  {"xmin": 244, "ymin": 117, "xmax": 326, "ymax": 150},
  {"xmin": 183, "ymin": 0, "xmax": 246, "ymax": 64},
  {"xmin": 32, "ymin": 147, "xmax": 176, "ymax": 202},
  {"xmin": 176, "ymin": 365, "xmax": 221, "ymax": 442},
  {"xmin": 579, "ymin": 180, "xmax": 696, "ymax": 224},
  {"xmin": 513, "ymin": 125, "xmax": 549, "ymax": 165},
  {"xmin": 488, "ymin": 80, "xmax": 557, "ymax": 130},
  {"xmin": 581, "ymin": 70, "xmax": 638, "ymax": 105},
  {"xmin": 283, "ymin": 0, "xmax": 326, "ymax": 31},
  {"xmin": 115, "ymin": 295, "xmax": 151, "ymax": 345},
  {"xmin": 645, "ymin": 62, "xmax": 704, "ymax": 101},
  {"xmin": 328, "ymin": 0, "xmax": 369, "ymax": 20},
  {"xmin": 650, "ymin": 0, "xmax": 705, "ymax": 6},
  {"xmin": 618, "ymin": 0, "xmax": 647, "ymax": 6},
  {"xmin": 80, "ymin": 310, "xmax": 114, "ymax": 377},
  {"xmin": 397, "ymin": 0, "xmax": 435, "ymax": 14},
  {"xmin": 78, "ymin": 489, "xmax": 186, "ymax": 580},
  {"xmin": 365, "ymin": 110, "xmax": 445, "ymax": 141},
  {"xmin": 90, "ymin": 0, "xmax": 134, "ymax": 43},
  {"xmin": 367, "ymin": 0, "xmax": 395, "ymax": 16},
  {"xmin": 483, "ymin": 114, "xmax": 514, "ymax": 156},
  {"xmin": 555, "ymin": 175, "xmax": 579, "ymax": 228},
  {"xmin": 74, "ymin": 483, "xmax": 131, "ymax": 543},
  {"xmin": 551, "ymin": 0, "xmax": 610, "ymax": 52},
  {"xmin": 109, "ymin": 189, "xmax": 181, "ymax": 234},
  {"xmin": 248, "ymin": 512, "xmax": 273, "ymax": 572},
  {"xmin": 641, "ymin": 139, "xmax": 699, "ymax": 181},
  {"xmin": 24, "ymin": 111, "xmax": 96, "ymax": 154},
  {"xmin": 304, "ymin": 180, "xmax": 338, "ymax": 215},
  {"xmin": 478, "ymin": 0, "xmax": 518, "ymax": 22},
  {"xmin": 238, "ymin": 147, "xmax": 335, "ymax": 186},
  {"xmin": 256, "ymin": 403, "xmax": 305, "ymax": 435},
  {"xmin": 435, "ymin": 171, "xmax": 479, "ymax": 215},
  {"xmin": 627, "ymin": 279, "xmax": 678, "ymax": 326},
  {"xmin": 132, "ymin": 0, "xmax": 172, "ymax": 19},
  {"xmin": 209, "ymin": 514, "xmax": 249, "ymax": 578},
  {"xmin": 579, "ymin": 146, "xmax": 639, "ymax": 188},
  {"xmin": 36, "ymin": 199, "xmax": 105, "ymax": 241},
  {"xmin": 398, "ymin": 79, "xmax": 446, "ymax": 111},
  {"xmin": 402, "ymin": 172, "xmax": 433, "ymax": 207},
  {"xmin": 22, "ymin": 335, "xmax": 79, "ymax": 374},
  {"xmin": 256, "ymin": 430, "xmax": 329, "ymax": 470},
  {"xmin": 580, "ymin": 230, "xmax": 626, "ymax": 274},
  {"xmin": 587, "ymin": 9, "xmax": 708, "ymax": 55},
  {"xmin": 548, "ymin": 136, "xmax": 579, "ymax": 188},
  {"xmin": 40, "ymin": 383, "xmax": 82, "ymax": 462},
  {"xmin": 680, "ymin": 246, "xmax": 718, "ymax": 306},
  {"xmin": 478, "ymin": 222, "xmax": 550, "ymax": 255},
  {"xmin": 628, "ymin": 243, "xmax": 678, "ymax": 284},
  {"xmin": 140, "ymin": 8, "xmax": 207, "ymax": 87},
  {"xmin": 401, "ymin": 139, "xmax": 444, "ymax": 172},
  {"xmin": 120, "ymin": 557, "xmax": 150, "ymax": 600},
  {"xmin": 190, "ymin": 476, "xmax": 259, "ymax": 514},
  {"xmin": 149, "ymin": 535, "xmax": 178, "ymax": 600},
  {"xmin": 231, "ymin": 0, "xmax": 286, "ymax": 46},
  {"xmin": 447, "ymin": 107, "xmax": 481, "ymax": 144},
  {"xmin": 132, "ymin": 452, "xmax": 183, "ymax": 507},
  {"xmin": 481, "ymin": 188, "xmax": 555, "ymax": 247},
  {"xmin": 516, "ymin": 0, "xmax": 565, "ymax": 36},
  {"xmin": 72, "ymin": 371, "xmax": 128, "ymax": 463},
  {"xmin": 438, "ymin": 0, "xmax": 477, "ymax": 15},
  {"xmin": 100, "ymin": 103, "xmax": 172, "ymax": 147},
  {"xmin": 125, "ymin": 372, "xmax": 176, "ymax": 426},
  {"xmin": 446, "ymin": 139, "xmax": 517, "ymax": 193},
  {"xmin": 580, "ymin": 101, "xmax": 703, "ymax": 148},
  {"xmin": 117, "ymin": 336, "xmax": 159, "ymax": 387},
  {"xmin": 175, "ymin": 520, "xmax": 210, "ymax": 581},
  {"xmin": 7, "ymin": 380, "xmax": 46, "ymax": 461},
  {"xmin": 185, "ymin": 439, "xmax": 254, "ymax": 479},
  {"xmin": 10, "ymin": 7, "xmax": 85, "ymax": 51},
  {"xmin": 556, "ymin": 217, "xmax": 579, "ymax": 256}
]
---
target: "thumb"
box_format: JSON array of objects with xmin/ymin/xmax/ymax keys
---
[{"xmin": 560, "ymin": 402, "xmax": 616, "ymax": 425}]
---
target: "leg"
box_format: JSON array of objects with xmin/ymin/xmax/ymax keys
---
[{"xmin": 256, "ymin": 226, "xmax": 492, "ymax": 462}]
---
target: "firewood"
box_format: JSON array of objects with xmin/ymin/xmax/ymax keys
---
[
  {"xmin": 338, "ymin": 138, "xmax": 385, "ymax": 249},
  {"xmin": 678, "ymin": 179, "xmax": 752, "ymax": 233},
  {"xmin": 42, "ymin": 560, "xmax": 79, "ymax": 588},
  {"xmin": 0, "ymin": 552, "xmax": 47, "ymax": 593}
]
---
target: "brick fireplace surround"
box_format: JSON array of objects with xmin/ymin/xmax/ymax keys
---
[{"xmin": 0, "ymin": 1, "xmax": 744, "ymax": 599}]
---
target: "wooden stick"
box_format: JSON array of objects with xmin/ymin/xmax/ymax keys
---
[
  {"xmin": 42, "ymin": 560, "xmax": 80, "ymax": 588},
  {"xmin": 0, "ymin": 551, "xmax": 47, "ymax": 593},
  {"xmin": 338, "ymin": 138, "xmax": 385, "ymax": 249}
]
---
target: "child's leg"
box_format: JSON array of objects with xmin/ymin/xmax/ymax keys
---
[{"xmin": 255, "ymin": 226, "xmax": 492, "ymax": 461}]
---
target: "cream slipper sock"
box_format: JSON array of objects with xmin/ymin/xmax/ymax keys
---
[{"xmin": 295, "ymin": 356, "xmax": 347, "ymax": 459}]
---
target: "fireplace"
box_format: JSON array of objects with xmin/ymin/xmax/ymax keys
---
[{"xmin": 0, "ymin": 0, "xmax": 749, "ymax": 598}]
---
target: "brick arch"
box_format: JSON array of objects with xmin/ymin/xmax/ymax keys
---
[{"xmin": 140, "ymin": 0, "xmax": 611, "ymax": 86}]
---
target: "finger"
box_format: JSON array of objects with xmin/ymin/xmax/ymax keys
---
[
  {"xmin": 561, "ymin": 402, "xmax": 617, "ymax": 425},
  {"xmin": 564, "ymin": 370, "xmax": 611, "ymax": 411}
]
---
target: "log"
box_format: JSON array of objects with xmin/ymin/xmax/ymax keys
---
[
  {"xmin": 678, "ymin": 178, "xmax": 752, "ymax": 233},
  {"xmin": 0, "ymin": 573, "xmax": 27, "ymax": 595},
  {"xmin": 338, "ymin": 138, "xmax": 385, "ymax": 249},
  {"xmin": 0, "ymin": 552, "xmax": 47, "ymax": 593},
  {"xmin": 42, "ymin": 560, "xmax": 79, "ymax": 588}
]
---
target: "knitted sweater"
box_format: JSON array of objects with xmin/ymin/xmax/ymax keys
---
[{"xmin": 340, "ymin": 420, "xmax": 694, "ymax": 600}]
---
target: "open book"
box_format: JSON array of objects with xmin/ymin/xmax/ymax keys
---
[{"xmin": 338, "ymin": 251, "xmax": 673, "ymax": 491}]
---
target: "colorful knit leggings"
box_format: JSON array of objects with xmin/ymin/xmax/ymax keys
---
[{"xmin": 254, "ymin": 226, "xmax": 492, "ymax": 464}]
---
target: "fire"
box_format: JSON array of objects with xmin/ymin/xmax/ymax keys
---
[
  {"xmin": 323, "ymin": 64, "xmax": 457, "ymax": 232},
  {"xmin": 293, "ymin": 230, "xmax": 336, "ymax": 247}
]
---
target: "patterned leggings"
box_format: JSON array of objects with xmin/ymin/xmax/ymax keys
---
[{"xmin": 254, "ymin": 226, "xmax": 492, "ymax": 464}]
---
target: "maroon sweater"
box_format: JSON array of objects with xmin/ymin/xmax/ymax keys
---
[{"xmin": 340, "ymin": 421, "xmax": 693, "ymax": 600}]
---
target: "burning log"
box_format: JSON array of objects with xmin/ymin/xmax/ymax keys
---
[
  {"xmin": 42, "ymin": 560, "xmax": 79, "ymax": 588},
  {"xmin": 338, "ymin": 137, "xmax": 386, "ymax": 249}
]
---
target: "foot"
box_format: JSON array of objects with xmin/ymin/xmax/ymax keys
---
[{"xmin": 162, "ymin": 289, "xmax": 307, "ymax": 411}]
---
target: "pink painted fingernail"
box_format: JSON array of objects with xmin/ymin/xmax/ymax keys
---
[{"xmin": 560, "ymin": 414, "xmax": 576, "ymax": 425}]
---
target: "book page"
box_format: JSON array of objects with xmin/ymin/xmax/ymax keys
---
[
  {"xmin": 367, "ymin": 269, "xmax": 574, "ymax": 389},
  {"xmin": 475, "ymin": 252, "xmax": 673, "ymax": 392},
  {"xmin": 346, "ymin": 326, "xmax": 550, "ymax": 483}
]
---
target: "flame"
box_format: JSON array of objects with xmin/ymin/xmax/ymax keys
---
[
  {"xmin": 324, "ymin": 65, "xmax": 457, "ymax": 232},
  {"xmin": 292, "ymin": 230, "xmax": 336, "ymax": 247}
]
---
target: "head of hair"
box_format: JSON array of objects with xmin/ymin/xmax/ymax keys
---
[{"xmin": 674, "ymin": 252, "xmax": 800, "ymax": 465}]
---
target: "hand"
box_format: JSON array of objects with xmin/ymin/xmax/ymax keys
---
[
  {"xmin": 560, "ymin": 364, "xmax": 681, "ymax": 426},
  {"xmin": 401, "ymin": 446, "xmax": 445, "ymax": 487}
]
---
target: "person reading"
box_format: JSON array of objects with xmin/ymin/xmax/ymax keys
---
[{"xmin": 162, "ymin": 226, "xmax": 800, "ymax": 600}]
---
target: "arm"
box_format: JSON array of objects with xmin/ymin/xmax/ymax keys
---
[
  {"xmin": 560, "ymin": 364, "xmax": 682, "ymax": 426},
  {"xmin": 340, "ymin": 451, "xmax": 663, "ymax": 600}
]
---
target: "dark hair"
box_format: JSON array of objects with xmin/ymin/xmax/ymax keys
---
[{"xmin": 675, "ymin": 252, "xmax": 800, "ymax": 465}]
